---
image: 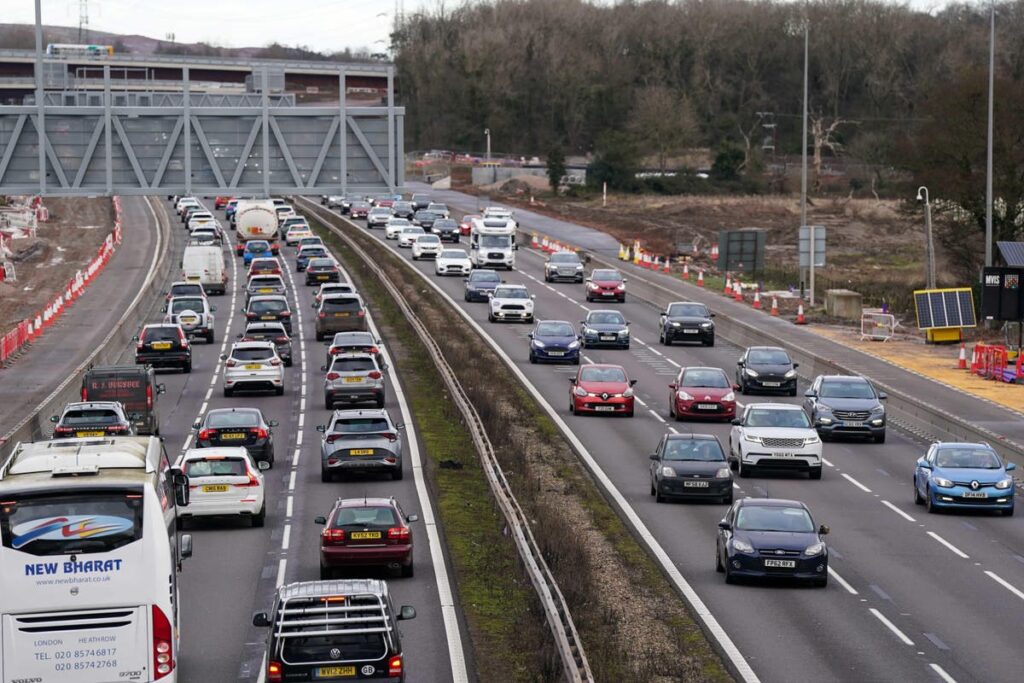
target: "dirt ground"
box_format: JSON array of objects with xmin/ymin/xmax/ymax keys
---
[{"xmin": 0, "ymin": 198, "xmax": 114, "ymax": 332}]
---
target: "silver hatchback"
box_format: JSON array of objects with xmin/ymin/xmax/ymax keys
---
[
  {"xmin": 322, "ymin": 352, "xmax": 387, "ymax": 409},
  {"xmin": 316, "ymin": 408, "xmax": 405, "ymax": 481},
  {"xmin": 222, "ymin": 341, "xmax": 285, "ymax": 396}
]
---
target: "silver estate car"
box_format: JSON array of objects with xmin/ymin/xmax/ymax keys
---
[
  {"xmin": 316, "ymin": 408, "xmax": 405, "ymax": 481},
  {"xmin": 222, "ymin": 341, "xmax": 285, "ymax": 396},
  {"xmin": 322, "ymin": 352, "xmax": 387, "ymax": 409}
]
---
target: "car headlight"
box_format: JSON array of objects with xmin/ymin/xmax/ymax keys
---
[
  {"xmin": 573, "ymin": 387, "xmax": 587, "ymax": 397},
  {"xmin": 618, "ymin": 329, "xmax": 629, "ymax": 336},
  {"xmin": 933, "ymin": 477, "xmax": 954, "ymax": 488},
  {"xmin": 533, "ymin": 340, "xmax": 546, "ymax": 348},
  {"xmin": 743, "ymin": 434, "xmax": 762, "ymax": 444},
  {"xmin": 804, "ymin": 435, "xmax": 820, "ymax": 445},
  {"xmin": 575, "ymin": 264, "xmax": 583, "ymax": 270},
  {"xmin": 817, "ymin": 404, "xmax": 832, "ymax": 413},
  {"xmin": 568, "ymin": 340, "xmax": 580, "ymax": 349},
  {"xmin": 784, "ymin": 369, "xmax": 797, "ymax": 378},
  {"xmin": 870, "ymin": 405, "xmax": 885, "ymax": 414},
  {"xmin": 588, "ymin": 283, "xmax": 599, "ymax": 290},
  {"xmin": 744, "ymin": 368, "xmax": 759, "ymax": 377},
  {"xmin": 995, "ymin": 478, "xmax": 1014, "ymax": 490},
  {"xmin": 715, "ymin": 467, "xmax": 731, "ymax": 479},
  {"xmin": 700, "ymin": 321, "xmax": 713, "ymax": 328},
  {"xmin": 677, "ymin": 390, "xmax": 694, "ymax": 401},
  {"xmin": 732, "ymin": 539, "xmax": 755, "ymax": 554},
  {"xmin": 671, "ymin": 322, "xmax": 681, "ymax": 327},
  {"xmin": 616, "ymin": 284, "xmax": 625, "ymax": 290},
  {"xmin": 722, "ymin": 392, "xmax": 735, "ymax": 402},
  {"xmin": 804, "ymin": 542, "xmax": 825, "ymax": 557},
  {"xmin": 623, "ymin": 388, "xmax": 634, "ymax": 398},
  {"xmin": 661, "ymin": 466, "xmax": 676, "ymax": 478},
  {"xmin": 818, "ymin": 417, "xmax": 833, "ymax": 425}
]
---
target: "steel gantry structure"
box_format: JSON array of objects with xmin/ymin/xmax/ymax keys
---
[{"xmin": 0, "ymin": 61, "xmax": 404, "ymax": 197}]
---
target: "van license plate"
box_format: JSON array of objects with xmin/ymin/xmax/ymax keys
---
[
  {"xmin": 316, "ymin": 666, "xmax": 356, "ymax": 677},
  {"xmin": 202, "ymin": 485, "xmax": 229, "ymax": 492},
  {"xmin": 764, "ymin": 559, "xmax": 796, "ymax": 568}
]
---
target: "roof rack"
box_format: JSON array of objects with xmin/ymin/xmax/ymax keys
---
[{"xmin": 274, "ymin": 591, "xmax": 394, "ymax": 661}]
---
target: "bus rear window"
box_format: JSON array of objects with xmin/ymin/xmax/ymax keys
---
[{"xmin": 0, "ymin": 492, "xmax": 144, "ymax": 556}]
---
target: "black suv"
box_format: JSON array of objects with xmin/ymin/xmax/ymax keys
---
[
  {"xmin": 253, "ymin": 579, "xmax": 416, "ymax": 682},
  {"xmin": 659, "ymin": 301, "xmax": 715, "ymax": 346},
  {"xmin": 134, "ymin": 324, "xmax": 192, "ymax": 373},
  {"xmin": 736, "ymin": 346, "xmax": 798, "ymax": 396},
  {"xmin": 81, "ymin": 365, "xmax": 165, "ymax": 435},
  {"xmin": 803, "ymin": 375, "xmax": 887, "ymax": 443}
]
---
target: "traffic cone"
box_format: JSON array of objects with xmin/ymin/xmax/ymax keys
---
[
  {"xmin": 724, "ymin": 276, "xmax": 732, "ymax": 294},
  {"xmin": 663, "ymin": 257, "xmax": 671, "ymax": 274},
  {"xmin": 710, "ymin": 244, "xmax": 719, "ymax": 261},
  {"xmin": 795, "ymin": 304, "xmax": 807, "ymax": 324},
  {"xmin": 531, "ymin": 233, "xmax": 539, "ymax": 249},
  {"xmin": 970, "ymin": 345, "xmax": 980, "ymax": 373},
  {"xmin": 681, "ymin": 263, "xmax": 690, "ymax": 280},
  {"xmin": 541, "ymin": 236, "xmax": 550, "ymax": 252},
  {"xmin": 752, "ymin": 289, "xmax": 762, "ymax": 309},
  {"xmin": 696, "ymin": 270, "xmax": 704, "ymax": 287},
  {"xmin": 770, "ymin": 297, "xmax": 779, "ymax": 316},
  {"xmin": 958, "ymin": 343, "xmax": 968, "ymax": 370},
  {"xmin": 651, "ymin": 255, "xmax": 659, "ymax": 271},
  {"xmin": 733, "ymin": 281, "xmax": 743, "ymax": 302},
  {"xmin": 618, "ymin": 244, "xmax": 625, "ymax": 260}
]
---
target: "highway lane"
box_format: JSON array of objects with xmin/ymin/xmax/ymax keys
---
[
  {"xmin": 308, "ymin": 201, "xmax": 1024, "ymax": 683},
  {"xmin": 143, "ymin": 199, "xmax": 460, "ymax": 682}
]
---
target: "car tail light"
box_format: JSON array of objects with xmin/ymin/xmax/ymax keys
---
[
  {"xmin": 198, "ymin": 428, "xmax": 215, "ymax": 441},
  {"xmin": 246, "ymin": 312, "xmax": 256, "ymax": 319},
  {"xmin": 146, "ymin": 384, "xmax": 153, "ymax": 410},
  {"xmin": 368, "ymin": 371, "xmax": 382, "ymax": 380},
  {"xmin": 325, "ymin": 434, "xmax": 338, "ymax": 444},
  {"xmin": 388, "ymin": 655, "xmax": 402, "ymax": 678},
  {"xmin": 152, "ymin": 605, "xmax": 175, "ymax": 679},
  {"xmin": 81, "ymin": 387, "xmax": 88, "ymax": 400},
  {"xmin": 369, "ymin": 346, "xmax": 379, "ymax": 354},
  {"xmin": 326, "ymin": 372, "xmax": 341, "ymax": 380},
  {"xmin": 269, "ymin": 358, "xmax": 282, "ymax": 366},
  {"xmin": 53, "ymin": 426, "xmax": 74, "ymax": 435},
  {"xmin": 377, "ymin": 432, "xmax": 398, "ymax": 443},
  {"xmin": 267, "ymin": 660, "xmax": 283, "ymax": 683},
  {"xmin": 107, "ymin": 425, "xmax": 129, "ymax": 434},
  {"xmin": 236, "ymin": 470, "xmax": 260, "ymax": 487},
  {"xmin": 241, "ymin": 336, "xmax": 255, "ymax": 342},
  {"xmin": 136, "ymin": 341, "xmax": 144, "ymax": 351},
  {"xmin": 322, "ymin": 528, "xmax": 346, "ymax": 545},
  {"xmin": 275, "ymin": 336, "xmax": 289, "ymax": 343},
  {"xmin": 177, "ymin": 328, "xmax": 189, "ymax": 349},
  {"xmin": 329, "ymin": 347, "xmax": 340, "ymax": 355},
  {"xmin": 319, "ymin": 312, "xmax": 327, "ymax": 319},
  {"xmin": 357, "ymin": 310, "xmax": 366, "ymax": 317},
  {"xmin": 225, "ymin": 360, "xmax": 237, "ymax": 368},
  {"xmin": 280, "ymin": 311, "xmax": 291, "ymax": 317},
  {"xmin": 387, "ymin": 526, "xmax": 411, "ymax": 543},
  {"xmin": 252, "ymin": 427, "xmax": 269, "ymax": 439}
]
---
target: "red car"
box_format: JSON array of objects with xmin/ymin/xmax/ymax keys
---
[
  {"xmin": 569, "ymin": 364, "xmax": 636, "ymax": 417},
  {"xmin": 668, "ymin": 366, "xmax": 738, "ymax": 422},
  {"xmin": 247, "ymin": 257, "xmax": 282, "ymax": 277},
  {"xmin": 585, "ymin": 268, "xmax": 627, "ymax": 303},
  {"xmin": 459, "ymin": 214, "xmax": 480, "ymax": 236},
  {"xmin": 214, "ymin": 196, "xmax": 233, "ymax": 209},
  {"xmin": 315, "ymin": 497, "xmax": 418, "ymax": 578}
]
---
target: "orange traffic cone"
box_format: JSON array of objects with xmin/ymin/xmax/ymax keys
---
[
  {"xmin": 531, "ymin": 233, "xmax": 539, "ymax": 249},
  {"xmin": 724, "ymin": 276, "xmax": 732, "ymax": 294},
  {"xmin": 663, "ymin": 258, "xmax": 671, "ymax": 274},
  {"xmin": 770, "ymin": 297, "xmax": 779, "ymax": 316},
  {"xmin": 733, "ymin": 281, "xmax": 743, "ymax": 302},
  {"xmin": 970, "ymin": 345, "xmax": 980, "ymax": 372},
  {"xmin": 697, "ymin": 270, "xmax": 704, "ymax": 287},
  {"xmin": 795, "ymin": 304, "xmax": 807, "ymax": 324},
  {"xmin": 752, "ymin": 289, "xmax": 762, "ymax": 310},
  {"xmin": 682, "ymin": 263, "xmax": 690, "ymax": 280},
  {"xmin": 958, "ymin": 343, "xmax": 967, "ymax": 370}
]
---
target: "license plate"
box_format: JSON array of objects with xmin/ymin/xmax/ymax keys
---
[
  {"xmin": 151, "ymin": 342, "xmax": 172, "ymax": 350},
  {"xmin": 258, "ymin": 288, "xmax": 272, "ymax": 293},
  {"xmin": 260, "ymin": 315, "xmax": 276, "ymax": 320},
  {"xmin": 334, "ymin": 312, "xmax": 350, "ymax": 317},
  {"xmin": 774, "ymin": 453, "xmax": 798, "ymax": 458},
  {"xmin": 349, "ymin": 531, "xmax": 382, "ymax": 540},
  {"xmin": 186, "ymin": 275, "xmax": 200, "ymax": 281},
  {"xmin": 316, "ymin": 667, "xmax": 356, "ymax": 678},
  {"xmin": 317, "ymin": 275, "xmax": 329, "ymax": 280},
  {"xmin": 600, "ymin": 335, "xmax": 615, "ymax": 341},
  {"xmin": 764, "ymin": 559, "xmax": 796, "ymax": 568},
  {"xmin": 244, "ymin": 364, "xmax": 263, "ymax": 370},
  {"xmin": 547, "ymin": 351, "xmax": 565, "ymax": 357},
  {"xmin": 220, "ymin": 432, "xmax": 246, "ymax": 441},
  {"xmin": 202, "ymin": 485, "xmax": 229, "ymax": 492},
  {"xmin": 762, "ymin": 381, "xmax": 781, "ymax": 387},
  {"xmin": 843, "ymin": 421, "xmax": 864, "ymax": 427},
  {"xmin": 683, "ymin": 329, "xmax": 698, "ymax": 334},
  {"xmin": 683, "ymin": 480, "xmax": 710, "ymax": 488},
  {"xmin": 697, "ymin": 403, "xmax": 718, "ymax": 410},
  {"xmin": 344, "ymin": 377, "xmax": 363, "ymax": 383},
  {"xmin": 594, "ymin": 406, "xmax": 615, "ymax": 412},
  {"xmin": 963, "ymin": 491, "xmax": 988, "ymax": 499},
  {"xmin": 76, "ymin": 430, "xmax": 106, "ymax": 437},
  {"xmin": 349, "ymin": 448, "xmax": 374, "ymax": 455},
  {"xmin": 181, "ymin": 316, "xmax": 198, "ymax": 324},
  {"xmin": 601, "ymin": 291, "xmax": 615, "ymax": 296}
]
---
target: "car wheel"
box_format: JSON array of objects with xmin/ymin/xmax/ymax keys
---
[
  {"xmin": 275, "ymin": 386, "xmax": 284, "ymax": 396},
  {"xmin": 1003, "ymin": 506, "xmax": 1015, "ymax": 517},
  {"xmin": 320, "ymin": 467, "xmax": 331, "ymax": 483},
  {"xmin": 223, "ymin": 387, "xmax": 233, "ymax": 397},
  {"xmin": 206, "ymin": 331, "xmax": 215, "ymax": 344},
  {"xmin": 319, "ymin": 561, "xmax": 334, "ymax": 581},
  {"xmin": 252, "ymin": 505, "xmax": 266, "ymax": 528},
  {"xmin": 723, "ymin": 492, "xmax": 734, "ymax": 505},
  {"xmin": 738, "ymin": 460, "xmax": 752, "ymax": 478},
  {"xmin": 569, "ymin": 401, "xmax": 575, "ymax": 414},
  {"xmin": 315, "ymin": 331, "xmax": 324, "ymax": 342},
  {"xmin": 724, "ymin": 561, "xmax": 737, "ymax": 584},
  {"xmin": 659, "ymin": 329, "xmax": 665, "ymax": 345},
  {"xmin": 655, "ymin": 489, "xmax": 666, "ymax": 503},
  {"xmin": 392, "ymin": 467, "xmax": 404, "ymax": 481},
  {"xmin": 623, "ymin": 343, "xmax": 630, "ymax": 350},
  {"xmin": 285, "ymin": 358, "xmax": 293, "ymax": 367},
  {"xmin": 650, "ymin": 476, "xmax": 656, "ymax": 496},
  {"xmin": 716, "ymin": 545, "xmax": 724, "ymax": 573},
  {"xmin": 488, "ymin": 313, "xmax": 494, "ymax": 323},
  {"xmin": 925, "ymin": 486, "xmax": 937, "ymax": 514},
  {"xmin": 913, "ymin": 477, "xmax": 924, "ymax": 505},
  {"xmin": 738, "ymin": 380, "xmax": 746, "ymax": 395},
  {"xmin": 874, "ymin": 432, "xmax": 886, "ymax": 444},
  {"xmin": 529, "ymin": 353, "xmax": 536, "ymax": 364},
  {"xmin": 464, "ymin": 292, "xmax": 470, "ymax": 301},
  {"xmin": 178, "ymin": 517, "xmax": 190, "ymax": 531},
  {"xmin": 324, "ymin": 395, "xmax": 333, "ymax": 410},
  {"xmin": 705, "ymin": 335, "xmax": 715, "ymax": 347},
  {"xmin": 401, "ymin": 561, "xmax": 414, "ymax": 578},
  {"xmin": 789, "ymin": 386, "xmax": 798, "ymax": 397},
  {"xmin": 813, "ymin": 575, "xmax": 828, "ymax": 588},
  {"xmin": 625, "ymin": 407, "xmax": 634, "ymax": 417},
  {"xmin": 183, "ymin": 361, "xmax": 192, "ymax": 374},
  {"xmin": 809, "ymin": 468, "xmax": 822, "ymax": 480},
  {"xmin": 375, "ymin": 398, "xmax": 385, "ymax": 409},
  {"xmin": 573, "ymin": 356, "xmax": 580, "ymax": 365}
]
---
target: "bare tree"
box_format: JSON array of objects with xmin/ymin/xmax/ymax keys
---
[{"xmin": 810, "ymin": 114, "xmax": 858, "ymax": 192}]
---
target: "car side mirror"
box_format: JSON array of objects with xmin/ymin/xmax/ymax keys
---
[
  {"xmin": 192, "ymin": 420, "xmax": 201, "ymax": 430},
  {"xmin": 649, "ymin": 453, "xmax": 660, "ymax": 461},
  {"xmin": 407, "ymin": 514, "xmax": 420, "ymax": 523},
  {"xmin": 1006, "ymin": 462, "xmax": 1017, "ymax": 471},
  {"xmin": 629, "ymin": 379, "xmax": 638, "ymax": 387},
  {"xmin": 257, "ymin": 461, "xmax": 271, "ymax": 471},
  {"xmin": 737, "ymin": 361, "xmax": 744, "ymax": 366},
  {"xmin": 268, "ymin": 420, "xmax": 279, "ymax": 427},
  {"xmin": 718, "ymin": 521, "xmax": 731, "ymax": 531},
  {"xmin": 792, "ymin": 362, "xmax": 799, "ymax": 369},
  {"xmin": 917, "ymin": 460, "xmax": 932, "ymax": 470},
  {"xmin": 668, "ymin": 383, "xmax": 677, "ymax": 390},
  {"xmin": 311, "ymin": 302, "xmax": 317, "ymax": 308},
  {"xmin": 320, "ymin": 365, "xmax": 328, "ymax": 371},
  {"xmin": 531, "ymin": 295, "xmax": 536, "ymax": 300},
  {"xmin": 49, "ymin": 415, "xmax": 59, "ymax": 423},
  {"xmin": 527, "ymin": 333, "xmax": 534, "ymax": 339},
  {"xmin": 626, "ymin": 321, "xmax": 631, "ymax": 325},
  {"xmin": 878, "ymin": 392, "xmax": 887, "ymax": 400},
  {"xmin": 569, "ymin": 377, "xmax": 576, "ymax": 384},
  {"xmin": 398, "ymin": 606, "xmax": 417, "ymax": 621},
  {"xmin": 210, "ymin": 305, "xmax": 217, "ymax": 312},
  {"xmin": 316, "ymin": 425, "xmax": 326, "ymax": 433},
  {"xmin": 252, "ymin": 612, "xmax": 271, "ymax": 628},
  {"xmin": 710, "ymin": 313, "xmax": 716, "ymax": 318},
  {"xmin": 731, "ymin": 418, "xmax": 742, "ymax": 426},
  {"xmin": 180, "ymin": 533, "xmax": 193, "ymax": 560},
  {"xmin": 804, "ymin": 390, "xmax": 816, "ymax": 398},
  {"xmin": 157, "ymin": 383, "xmax": 166, "ymax": 394},
  {"xmin": 314, "ymin": 516, "xmax": 327, "ymax": 525},
  {"xmin": 818, "ymin": 525, "xmax": 830, "ymax": 535},
  {"xmin": 220, "ymin": 354, "xmax": 227, "ymax": 361},
  {"xmin": 622, "ymin": 278, "xmax": 628, "ymax": 283},
  {"xmin": 132, "ymin": 335, "xmax": 140, "ymax": 342},
  {"xmin": 585, "ymin": 278, "xmax": 592, "ymax": 283},
  {"xmin": 732, "ymin": 384, "xmax": 740, "ymax": 391},
  {"xmin": 160, "ymin": 305, "xmax": 167, "ymax": 313},
  {"xmin": 236, "ymin": 333, "xmax": 243, "ymax": 339},
  {"xmin": 239, "ymin": 308, "xmax": 245, "ymax": 314},
  {"xmin": 463, "ymin": 277, "xmax": 469, "ymax": 282}
]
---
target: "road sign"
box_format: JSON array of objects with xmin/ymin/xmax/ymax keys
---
[{"xmin": 799, "ymin": 225, "xmax": 826, "ymax": 268}]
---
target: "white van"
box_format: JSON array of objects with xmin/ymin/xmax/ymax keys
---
[{"xmin": 182, "ymin": 244, "xmax": 227, "ymax": 295}]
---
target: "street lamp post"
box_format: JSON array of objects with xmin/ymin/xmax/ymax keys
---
[
  {"xmin": 484, "ymin": 128, "xmax": 491, "ymax": 161},
  {"xmin": 917, "ymin": 186, "xmax": 936, "ymax": 289},
  {"xmin": 985, "ymin": 2, "xmax": 995, "ymax": 268}
]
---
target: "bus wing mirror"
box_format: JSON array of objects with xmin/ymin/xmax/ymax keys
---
[
  {"xmin": 171, "ymin": 469, "xmax": 190, "ymax": 507},
  {"xmin": 180, "ymin": 534, "xmax": 193, "ymax": 560}
]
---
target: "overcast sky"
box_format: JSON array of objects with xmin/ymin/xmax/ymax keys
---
[{"xmin": 9, "ymin": 0, "xmax": 960, "ymax": 54}]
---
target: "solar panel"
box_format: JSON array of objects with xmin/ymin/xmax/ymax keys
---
[
  {"xmin": 997, "ymin": 241, "xmax": 1024, "ymax": 267},
  {"xmin": 914, "ymin": 288, "xmax": 977, "ymax": 329}
]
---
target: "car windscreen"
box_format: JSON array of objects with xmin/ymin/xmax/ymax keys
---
[
  {"xmin": 307, "ymin": 258, "xmax": 335, "ymax": 269},
  {"xmin": 143, "ymin": 326, "xmax": 180, "ymax": 342},
  {"xmin": 744, "ymin": 409, "xmax": 810, "ymax": 429},
  {"xmin": 249, "ymin": 277, "xmax": 283, "ymax": 288},
  {"xmin": 388, "ymin": 219, "xmax": 410, "ymax": 227},
  {"xmin": 170, "ymin": 299, "xmax": 205, "ymax": 314},
  {"xmin": 667, "ymin": 303, "xmax": 707, "ymax": 317},
  {"xmin": 206, "ymin": 411, "xmax": 260, "ymax": 428},
  {"xmin": 417, "ymin": 235, "xmax": 441, "ymax": 244},
  {"xmin": 681, "ymin": 370, "xmax": 729, "ymax": 388},
  {"xmin": 335, "ymin": 418, "xmax": 390, "ymax": 433},
  {"xmin": 332, "ymin": 358, "xmax": 376, "ymax": 372},
  {"xmin": 0, "ymin": 490, "xmax": 144, "ymax": 556},
  {"xmin": 434, "ymin": 220, "xmax": 457, "ymax": 230},
  {"xmin": 440, "ymin": 250, "xmax": 467, "ymax": 259},
  {"xmin": 469, "ymin": 272, "xmax": 500, "ymax": 283},
  {"xmin": 480, "ymin": 235, "xmax": 510, "ymax": 247},
  {"xmin": 748, "ymin": 349, "xmax": 791, "ymax": 365},
  {"xmin": 427, "ymin": 204, "xmax": 448, "ymax": 212},
  {"xmin": 323, "ymin": 298, "xmax": 362, "ymax": 312},
  {"xmin": 591, "ymin": 270, "xmax": 622, "ymax": 281},
  {"xmin": 299, "ymin": 248, "xmax": 327, "ymax": 258},
  {"xmin": 299, "ymin": 238, "xmax": 323, "ymax": 247},
  {"xmin": 414, "ymin": 212, "xmax": 437, "ymax": 221},
  {"xmin": 579, "ymin": 367, "xmax": 626, "ymax": 383},
  {"xmin": 493, "ymin": 288, "xmax": 528, "ymax": 299},
  {"xmin": 935, "ymin": 448, "xmax": 1003, "ymax": 469},
  {"xmin": 736, "ymin": 506, "xmax": 814, "ymax": 532},
  {"xmin": 588, "ymin": 312, "xmax": 625, "ymax": 325},
  {"xmin": 184, "ymin": 458, "xmax": 247, "ymax": 477},
  {"xmin": 536, "ymin": 322, "xmax": 573, "ymax": 337},
  {"xmin": 402, "ymin": 228, "xmax": 425, "ymax": 235},
  {"xmin": 232, "ymin": 347, "xmax": 275, "ymax": 361},
  {"xmin": 550, "ymin": 253, "xmax": 579, "ymax": 264},
  {"xmin": 246, "ymin": 241, "xmax": 270, "ymax": 251},
  {"xmin": 663, "ymin": 440, "xmax": 725, "ymax": 462},
  {"xmin": 333, "ymin": 333, "xmax": 373, "ymax": 345},
  {"xmin": 250, "ymin": 300, "xmax": 288, "ymax": 314},
  {"xmin": 169, "ymin": 284, "xmax": 204, "ymax": 297},
  {"xmin": 61, "ymin": 409, "xmax": 121, "ymax": 425},
  {"xmin": 333, "ymin": 506, "xmax": 397, "ymax": 528},
  {"xmin": 320, "ymin": 285, "xmax": 353, "ymax": 296},
  {"xmin": 819, "ymin": 380, "xmax": 875, "ymax": 399}
]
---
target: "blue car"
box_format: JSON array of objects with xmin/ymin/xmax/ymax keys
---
[
  {"xmin": 914, "ymin": 442, "xmax": 1016, "ymax": 515},
  {"xmin": 528, "ymin": 320, "xmax": 581, "ymax": 364},
  {"xmin": 296, "ymin": 246, "xmax": 329, "ymax": 272},
  {"xmin": 716, "ymin": 498, "xmax": 829, "ymax": 587},
  {"xmin": 580, "ymin": 309, "xmax": 630, "ymax": 349},
  {"xmin": 243, "ymin": 240, "xmax": 272, "ymax": 266},
  {"xmin": 463, "ymin": 269, "xmax": 501, "ymax": 302}
]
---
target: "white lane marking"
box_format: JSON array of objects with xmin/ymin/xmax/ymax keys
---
[
  {"xmin": 292, "ymin": 448, "xmax": 300, "ymax": 468},
  {"xmin": 295, "ymin": 430, "xmax": 303, "ymax": 446},
  {"xmin": 926, "ymin": 531, "xmax": 969, "ymax": 559},
  {"xmin": 288, "ymin": 469, "xmax": 297, "ymax": 490},
  {"xmin": 181, "ymin": 434, "xmax": 193, "ymax": 451},
  {"xmin": 841, "ymin": 472, "xmax": 872, "ymax": 493},
  {"xmin": 868, "ymin": 608, "xmax": 915, "ymax": 646},
  {"xmin": 827, "ymin": 567, "xmax": 859, "ymax": 595},
  {"xmin": 281, "ymin": 525, "xmax": 291, "ymax": 551},
  {"xmin": 634, "ymin": 397, "xmax": 647, "ymax": 407},
  {"xmin": 198, "ymin": 401, "xmax": 208, "ymax": 415},
  {"xmin": 929, "ymin": 663, "xmax": 957, "ymax": 683},
  {"xmin": 583, "ymin": 356, "xmax": 595, "ymax": 364},
  {"xmin": 984, "ymin": 570, "xmax": 1024, "ymax": 601},
  {"xmin": 285, "ymin": 495, "xmax": 293, "ymax": 518},
  {"xmin": 275, "ymin": 558, "xmax": 287, "ymax": 588},
  {"xmin": 668, "ymin": 427, "xmax": 679, "ymax": 434},
  {"xmin": 822, "ymin": 457, "xmax": 834, "ymax": 467},
  {"xmin": 649, "ymin": 409, "xmax": 665, "ymax": 423},
  {"xmin": 665, "ymin": 358, "xmax": 681, "ymax": 368},
  {"xmin": 881, "ymin": 500, "xmax": 916, "ymax": 523},
  {"xmin": 297, "ymin": 413, "xmax": 305, "ymax": 429}
]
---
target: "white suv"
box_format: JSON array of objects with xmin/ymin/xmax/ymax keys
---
[
  {"xmin": 175, "ymin": 447, "xmax": 269, "ymax": 527},
  {"xmin": 221, "ymin": 341, "xmax": 285, "ymax": 396},
  {"xmin": 164, "ymin": 295, "xmax": 216, "ymax": 343},
  {"xmin": 385, "ymin": 218, "xmax": 411, "ymax": 240},
  {"xmin": 728, "ymin": 403, "xmax": 822, "ymax": 479},
  {"xmin": 488, "ymin": 284, "xmax": 535, "ymax": 323},
  {"xmin": 411, "ymin": 234, "xmax": 442, "ymax": 260}
]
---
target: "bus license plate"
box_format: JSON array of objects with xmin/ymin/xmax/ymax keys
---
[
  {"xmin": 349, "ymin": 532, "xmax": 381, "ymax": 540},
  {"xmin": 316, "ymin": 667, "xmax": 356, "ymax": 677},
  {"xmin": 202, "ymin": 485, "xmax": 229, "ymax": 492},
  {"xmin": 764, "ymin": 559, "xmax": 796, "ymax": 568},
  {"xmin": 349, "ymin": 449, "xmax": 374, "ymax": 455}
]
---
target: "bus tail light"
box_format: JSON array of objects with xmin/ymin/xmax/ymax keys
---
[{"xmin": 152, "ymin": 605, "xmax": 175, "ymax": 679}]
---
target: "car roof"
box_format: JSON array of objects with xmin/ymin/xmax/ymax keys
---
[
  {"xmin": 668, "ymin": 300, "xmax": 706, "ymax": 306},
  {"xmin": 587, "ymin": 309, "xmax": 623, "ymax": 315},
  {"xmin": 206, "ymin": 406, "xmax": 261, "ymax": 416},
  {"xmin": 334, "ymin": 497, "xmax": 398, "ymax": 509},
  {"xmin": 169, "ymin": 281, "xmax": 204, "ymax": 287},
  {"xmin": 582, "ymin": 363, "xmax": 626, "ymax": 371},
  {"xmin": 746, "ymin": 402, "xmax": 802, "ymax": 411},
  {"xmin": 934, "ymin": 442, "xmax": 993, "ymax": 450},
  {"xmin": 332, "ymin": 331, "xmax": 374, "ymax": 340},
  {"xmin": 747, "ymin": 346, "xmax": 787, "ymax": 352},
  {"xmin": 332, "ymin": 408, "xmax": 389, "ymax": 419},
  {"xmin": 665, "ymin": 433, "xmax": 719, "ymax": 442},
  {"xmin": 819, "ymin": 375, "xmax": 867, "ymax": 382},
  {"xmin": 181, "ymin": 447, "xmax": 251, "ymax": 460},
  {"xmin": 683, "ymin": 366, "xmax": 726, "ymax": 373},
  {"xmin": 143, "ymin": 323, "xmax": 182, "ymax": 330},
  {"xmin": 64, "ymin": 401, "xmax": 122, "ymax": 411},
  {"xmin": 245, "ymin": 322, "xmax": 286, "ymax": 332},
  {"xmin": 736, "ymin": 498, "xmax": 808, "ymax": 509},
  {"xmin": 249, "ymin": 295, "xmax": 288, "ymax": 303},
  {"xmin": 331, "ymin": 352, "xmax": 374, "ymax": 361},
  {"xmin": 322, "ymin": 293, "xmax": 361, "ymax": 302},
  {"xmin": 232, "ymin": 341, "xmax": 276, "ymax": 350},
  {"xmin": 495, "ymin": 283, "xmax": 527, "ymax": 289},
  {"xmin": 84, "ymin": 364, "xmax": 149, "ymax": 375}
]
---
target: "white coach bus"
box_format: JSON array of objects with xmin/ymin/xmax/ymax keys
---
[{"xmin": 0, "ymin": 436, "xmax": 192, "ymax": 682}]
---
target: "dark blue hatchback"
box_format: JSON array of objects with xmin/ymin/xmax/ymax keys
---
[
  {"xmin": 528, "ymin": 320, "xmax": 581, "ymax": 364},
  {"xmin": 716, "ymin": 498, "xmax": 829, "ymax": 587},
  {"xmin": 464, "ymin": 269, "xmax": 502, "ymax": 302}
]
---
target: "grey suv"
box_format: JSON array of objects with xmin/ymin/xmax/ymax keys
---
[
  {"xmin": 317, "ymin": 408, "xmax": 405, "ymax": 481},
  {"xmin": 323, "ymin": 352, "xmax": 387, "ymax": 409},
  {"xmin": 803, "ymin": 375, "xmax": 887, "ymax": 443}
]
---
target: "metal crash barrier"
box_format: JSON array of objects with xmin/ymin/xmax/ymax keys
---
[{"xmin": 860, "ymin": 312, "xmax": 895, "ymax": 341}]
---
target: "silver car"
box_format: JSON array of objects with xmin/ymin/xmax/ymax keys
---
[
  {"xmin": 367, "ymin": 207, "xmax": 393, "ymax": 228},
  {"xmin": 245, "ymin": 275, "xmax": 286, "ymax": 303},
  {"xmin": 164, "ymin": 296, "xmax": 216, "ymax": 343},
  {"xmin": 222, "ymin": 341, "xmax": 285, "ymax": 396},
  {"xmin": 322, "ymin": 352, "xmax": 387, "ymax": 409},
  {"xmin": 316, "ymin": 408, "xmax": 405, "ymax": 481}
]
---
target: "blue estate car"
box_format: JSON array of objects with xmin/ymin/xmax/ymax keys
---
[
  {"xmin": 914, "ymin": 442, "xmax": 1016, "ymax": 515},
  {"xmin": 528, "ymin": 320, "xmax": 581, "ymax": 364}
]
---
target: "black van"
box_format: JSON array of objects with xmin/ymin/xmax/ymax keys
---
[
  {"xmin": 253, "ymin": 579, "xmax": 415, "ymax": 682},
  {"xmin": 80, "ymin": 365, "xmax": 165, "ymax": 435}
]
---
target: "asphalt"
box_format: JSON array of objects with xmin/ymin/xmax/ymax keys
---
[
  {"xmin": 315, "ymin": 198, "xmax": 1024, "ymax": 683},
  {"xmin": 139, "ymin": 200, "xmax": 459, "ymax": 682},
  {"xmin": 0, "ymin": 196, "xmax": 160, "ymax": 430}
]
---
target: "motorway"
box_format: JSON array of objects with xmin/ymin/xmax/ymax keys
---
[
  {"xmin": 140, "ymin": 199, "xmax": 463, "ymax": 682},
  {"xmin": 305, "ymin": 198, "xmax": 1024, "ymax": 683}
]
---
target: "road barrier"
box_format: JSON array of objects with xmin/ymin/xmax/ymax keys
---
[{"xmin": 860, "ymin": 312, "xmax": 895, "ymax": 341}]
